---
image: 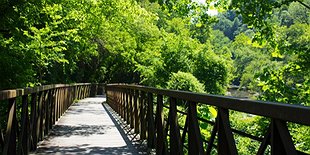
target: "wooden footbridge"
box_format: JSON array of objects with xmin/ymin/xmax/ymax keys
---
[{"xmin": 0, "ymin": 83, "xmax": 309, "ymax": 155}]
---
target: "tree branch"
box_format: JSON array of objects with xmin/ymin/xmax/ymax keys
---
[{"xmin": 296, "ymin": 0, "xmax": 310, "ymax": 10}]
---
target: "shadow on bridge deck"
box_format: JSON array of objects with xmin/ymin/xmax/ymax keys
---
[{"xmin": 32, "ymin": 96, "xmax": 146, "ymax": 155}]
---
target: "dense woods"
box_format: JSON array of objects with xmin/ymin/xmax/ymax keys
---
[{"xmin": 0, "ymin": 0, "xmax": 309, "ymax": 154}]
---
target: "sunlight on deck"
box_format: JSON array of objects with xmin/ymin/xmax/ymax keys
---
[{"xmin": 32, "ymin": 97, "xmax": 139, "ymax": 155}]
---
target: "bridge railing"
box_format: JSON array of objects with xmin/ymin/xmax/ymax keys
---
[
  {"xmin": 106, "ymin": 84, "xmax": 310, "ymax": 155},
  {"xmin": 0, "ymin": 83, "xmax": 102, "ymax": 155}
]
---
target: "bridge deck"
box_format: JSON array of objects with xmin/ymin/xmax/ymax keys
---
[{"xmin": 32, "ymin": 97, "xmax": 140, "ymax": 155}]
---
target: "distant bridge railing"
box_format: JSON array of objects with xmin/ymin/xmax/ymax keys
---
[
  {"xmin": 106, "ymin": 84, "xmax": 310, "ymax": 155},
  {"xmin": 0, "ymin": 83, "xmax": 104, "ymax": 155}
]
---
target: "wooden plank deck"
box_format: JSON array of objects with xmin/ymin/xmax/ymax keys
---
[{"xmin": 32, "ymin": 96, "xmax": 140, "ymax": 155}]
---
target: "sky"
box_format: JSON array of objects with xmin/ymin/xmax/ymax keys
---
[
  {"xmin": 192, "ymin": 0, "xmax": 206, "ymax": 4},
  {"xmin": 192, "ymin": 0, "xmax": 219, "ymax": 16}
]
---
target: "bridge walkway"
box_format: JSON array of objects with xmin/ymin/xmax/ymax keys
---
[{"xmin": 32, "ymin": 96, "xmax": 141, "ymax": 155}]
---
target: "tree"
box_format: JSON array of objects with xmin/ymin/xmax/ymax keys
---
[
  {"xmin": 213, "ymin": 10, "xmax": 248, "ymax": 40},
  {"xmin": 194, "ymin": 49, "xmax": 231, "ymax": 94},
  {"xmin": 167, "ymin": 71, "xmax": 205, "ymax": 93}
]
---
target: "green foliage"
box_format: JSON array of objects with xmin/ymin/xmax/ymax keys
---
[
  {"xmin": 231, "ymin": 33, "xmax": 271, "ymax": 87},
  {"xmin": 213, "ymin": 10, "xmax": 247, "ymax": 40},
  {"xmin": 0, "ymin": 0, "xmax": 99, "ymax": 88},
  {"xmin": 0, "ymin": 0, "xmax": 233, "ymax": 93},
  {"xmin": 257, "ymin": 64, "xmax": 310, "ymax": 106},
  {"xmin": 255, "ymin": 15, "xmax": 310, "ymax": 106},
  {"xmin": 276, "ymin": 23, "xmax": 310, "ymax": 70},
  {"xmin": 194, "ymin": 50, "xmax": 231, "ymax": 94},
  {"xmin": 167, "ymin": 71, "xmax": 205, "ymax": 93},
  {"xmin": 229, "ymin": 112, "xmax": 270, "ymax": 154},
  {"xmin": 289, "ymin": 123, "xmax": 310, "ymax": 154},
  {"xmin": 230, "ymin": 0, "xmax": 280, "ymax": 42}
]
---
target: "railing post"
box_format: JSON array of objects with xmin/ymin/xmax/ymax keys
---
[
  {"xmin": 126, "ymin": 89, "xmax": 130, "ymax": 125},
  {"xmin": 30, "ymin": 93, "xmax": 37, "ymax": 151},
  {"xmin": 3, "ymin": 98, "xmax": 17, "ymax": 155},
  {"xmin": 169, "ymin": 97, "xmax": 183, "ymax": 155},
  {"xmin": 113, "ymin": 90, "xmax": 117, "ymax": 113},
  {"xmin": 0, "ymin": 123, "xmax": 4, "ymax": 152},
  {"xmin": 124, "ymin": 90, "xmax": 126, "ymax": 120},
  {"xmin": 76, "ymin": 86, "xmax": 79, "ymax": 100},
  {"xmin": 50, "ymin": 89, "xmax": 55, "ymax": 129},
  {"xmin": 270, "ymin": 119, "xmax": 297, "ymax": 155},
  {"xmin": 108, "ymin": 89, "xmax": 113, "ymax": 110},
  {"xmin": 80, "ymin": 85, "xmax": 83, "ymax": 98},
  {"xmin": 147, "ymin": 92, "xmax": 155, "ymax": 149},
  {"xmin": 73, "ymin": 86, "xmax": 76, "ymax": 101},
  {"xmin": 18, "ymin": 95, "xmax": 30, "ymax": 154},
  {"xmin": 55, "ymin": 89, "xmax": 60, "ymax": 121},
  {"xmin": 83, "ymin": 85, "xmax": 86, "ymax": 98},
  {"xmin": 155, "ymin": 94, "xmax": 166, "ymax": 155},
  {"xmin": 134, "ymin": 90, "xmax": 140, "ymax": 134},
  {"xmin": 123, "ymin": 90, "xmax": 127, "ymax": 122},
  {"xmin": 61, "ymin": 88, "xmax": 65, "ymax": 115},
  {"xmin": 37, "ymin": 91, "xmax": 43, "ymax": 142},
  {"xmin": 121, "ymin": 90, "xmax": 124, "ymax": 119},
  {"xmin": 140, "ymin": 91, "xmax": 147, "ymax": 139},
  {"xmin": 217, "ymin": 108, "xmax": 237, "ymax": 155},
  {"xmin": 188, "ymin": 102, "xmax": 204, "ymax": 155},
  {"xmin": 181, "ymin": 106, "xmax": 188, "ymax": 147},
  {"xmin": 88, "ymin": 85, "xmax": 91, "ymax": 97},
  {"xmin": 65, "ymin": 87, "xmax": 69, "ymax": 109},
  {"xmin": 83, "ymin": 85, "xmax": 85, "ymax": 98},
  {"xmin": 50, "ymin": 89, "xmax": 55, "ymax": 128},
  {"xmin": 130, "ymin": 89, "xmax": 134, "ymax": 129},
  {"xmin": 206, "ymin": 118, "xmax": 217, "ymax": 155},
  {"xmin": 44, "ymin": 90, "xmax": 48, "ymax": 137},
  {"xmin": 117, "ymin": 90, "xmax": 121, "ymax": 115},
  {"xmin": 45, "ymin": 90, "xmax": 51, "ymax": 135},
  {"xmin": 57, "ymin": 89, "xmax": 61, "ymax": 120}
]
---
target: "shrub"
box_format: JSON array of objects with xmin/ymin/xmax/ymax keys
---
[{"xmin": 167, "ymin": 71, "xmax": 205, "ymax": 93}]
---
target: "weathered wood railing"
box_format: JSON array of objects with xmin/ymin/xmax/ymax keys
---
[
  {"xmin": 106, "ymin": 84, "xmax": 310, "ymax": 155},
  {"xmin": 0, "ymin": 83, "xmax": 103, "ymax": 155}
]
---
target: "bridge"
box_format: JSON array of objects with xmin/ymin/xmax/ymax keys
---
[{"xmin": 0, "ymin": 83, "xmax": 309, "ymax": 155}]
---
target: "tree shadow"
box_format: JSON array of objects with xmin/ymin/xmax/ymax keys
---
[
  {"xmin": 47, "ymin": 124, "xmax": 113, "ymax": 137},
  {"xmin": 34, "ymin": 145, "xmax": 136, "ymax": 155},
  {"xmin": 64, "ymin": 104, "xmax": 106, "ymax": 115},
  {"xmin": 61, "ymin": 96, "xmax": 107, "ymax": 115}
]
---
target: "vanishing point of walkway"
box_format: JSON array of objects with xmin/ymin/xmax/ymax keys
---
[{"xmin": 32, "ymin": 96, "xmax": 140, "ymax": 155}]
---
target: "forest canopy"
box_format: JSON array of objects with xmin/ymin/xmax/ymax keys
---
[
  {"xmin": 1, "ymin": 0, "xmax": 309, "ymax": 103},
  {"xmin": 1, "ymin": 0, "xmax": 309, "ymax": 104}
]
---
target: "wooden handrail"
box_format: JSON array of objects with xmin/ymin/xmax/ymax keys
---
[
  {"xmin": 0, "ymin": 83, "xmax": 104, "ymax": 155},
  {"xmin": 107, "ymin": 84, "xmax": 310, "ymax": 125},
  {"xmin": 106, "ymin": 83, "xmax": 310, "ymax": 155},
  {"xmin": 0, "ymin": 83, "xmax": 94, "ymax": 100}
]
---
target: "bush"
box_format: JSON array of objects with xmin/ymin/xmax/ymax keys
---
[{"xmin": 166, "ymin": 71, "xmax": 205, "ymax": 93}]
